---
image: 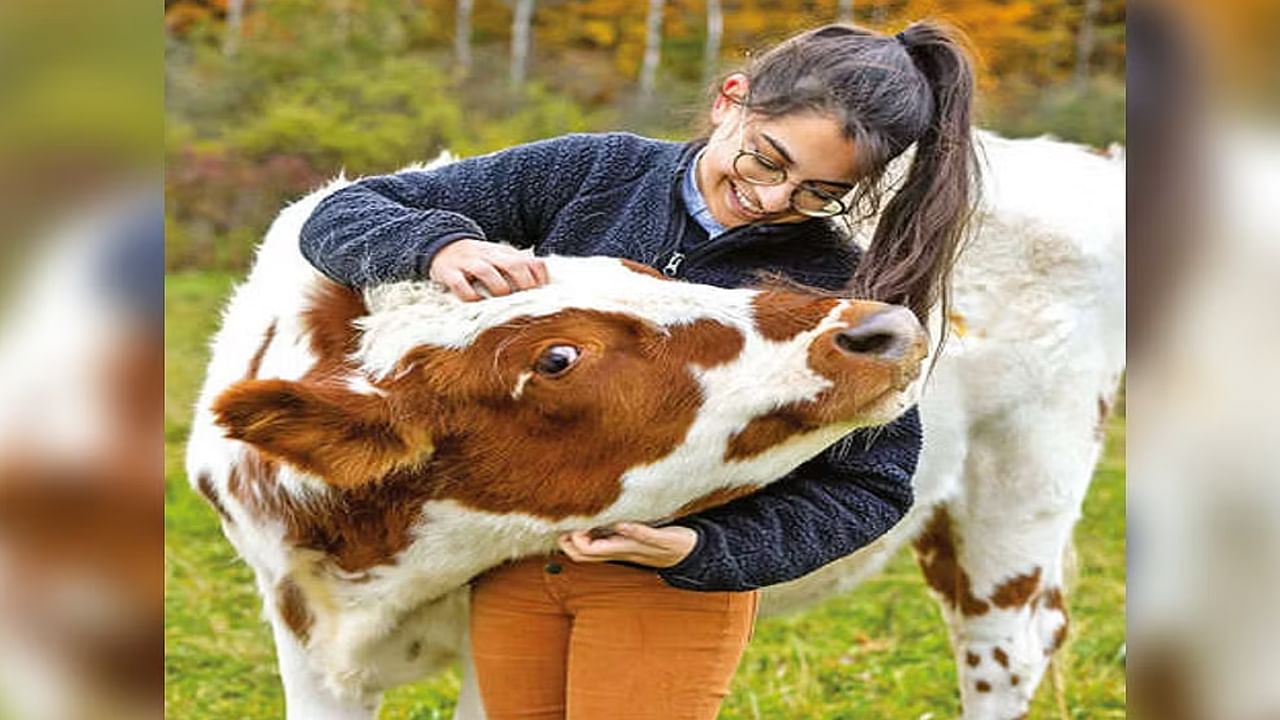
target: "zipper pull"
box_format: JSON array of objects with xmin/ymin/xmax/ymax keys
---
[{"xmin": 662, "ymin": 251, "xmax": 686, "ymax": 277}]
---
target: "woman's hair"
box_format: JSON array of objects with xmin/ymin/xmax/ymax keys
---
[{"xmin": 740, "ymin": 21, "xmax": 980, "ymax": 326}]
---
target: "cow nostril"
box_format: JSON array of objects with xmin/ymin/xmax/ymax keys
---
[
  {"xmin": 835, "ymin": 331, "xmax": 898, "ymax": 356},
  {"xmin": 833, "ymin": 308, "xmax": 920, "ymax": 359}
]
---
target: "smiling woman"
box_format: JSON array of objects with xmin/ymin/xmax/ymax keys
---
[{"xmin": 285, "ymin": 18, "xmax": 977, "ymax": 720}]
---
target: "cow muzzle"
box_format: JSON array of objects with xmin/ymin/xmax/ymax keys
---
[{"xmin": 832, "ymin": 306, "xmax": 924, "ymax": 363}]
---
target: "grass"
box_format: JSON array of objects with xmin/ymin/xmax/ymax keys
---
[{"xmin": 165, "ymin": 270, "xmax": 1125, "ymax": 719}]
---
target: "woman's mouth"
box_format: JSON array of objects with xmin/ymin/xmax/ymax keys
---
[{"xmin": 727, "ymin": 180, "xmax": 767, "ymax": 219}]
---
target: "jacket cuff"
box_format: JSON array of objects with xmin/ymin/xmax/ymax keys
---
[
  {"xmin": 409, "ymin": 229, "xmax": 486, "ymax": 279},
  {"xmin": 655, "ymin": 523, "xmax": 710, "ymax": 589}
]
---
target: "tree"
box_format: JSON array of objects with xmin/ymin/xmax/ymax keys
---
[
  {"xmin": 456, "ymin": 0, "xmax": 473, "ymax": 78},
  {"xmin": 223, "ymin": 0, "xmax": 243, "ymax": 56},
  {"xmin": 1075, "ymin": 0, "xmax": 1102, "ymax": 87},
  {"xmin": 838, "ymin": 0, "xmax": 853, "ymax": 25},
  {"xmin": 704, "ymin": 0, "xmax": 723, "ymax": 87},
  {"xmin": 511, "ymin": 0, "xmax": 536, "ymax": 86},
  {"xmin": 639, "ymin": 0, "xmax": 664, "ymax": 97}
]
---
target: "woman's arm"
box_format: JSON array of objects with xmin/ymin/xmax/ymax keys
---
[
  {"xmin": 299, "ymin": 134, "xmax": 606, "ymax": 288},
  {"xmin": 655, "ymin": 406, "xmax": 921, "ymax": 591}
]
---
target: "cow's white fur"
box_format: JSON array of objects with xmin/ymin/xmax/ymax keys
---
[{"xmin": 188, "ymin": 130, "xmax": 1124, "ymax": 719}]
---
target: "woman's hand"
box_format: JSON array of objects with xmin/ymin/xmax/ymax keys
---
[
  {"xmin": 429, "ymin": 239, "xmax": 549, "ymax": 301},
  {"xmin": 557, "ymin": 523, "xmax": 698, "ymax": 568}
]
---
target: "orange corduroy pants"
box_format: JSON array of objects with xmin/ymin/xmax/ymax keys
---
[{"xmin": 469, "ymin": 555, "xmax": 758, "ymax": 720}]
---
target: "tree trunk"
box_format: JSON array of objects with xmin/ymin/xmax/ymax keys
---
[
  {"xmin": 703, "ymin": 0, "xmax": 723, "ymax": 87},
  {"xmin": 1075, "ymin": 0, "xmax": 1102, "ymax": 87},
  {"xmin": 334, "ymin": 0, "xmax": 351, "ymax": 46},
  {"xmin": 837, "ymin": 0, "xmax": 853, "ymax": 25},
  {"xmin": 455, "ymin": 0, "xmax": 474, "ymax": 78},
  {"xmin": 511, "ymin": 0, "xmax": 535, "ymax": 87},
  {"xmin": 223, "ymin": 0, "xmax": 243, "ymax": 57},
  {"xmin": 639, "ymin": 0, "xmax": 665, "ymax": 98}
]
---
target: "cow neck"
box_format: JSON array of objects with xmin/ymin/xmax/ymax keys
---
[{"xmin": 660, "ymin": 140, "xmax": 828, "ymax": 279}]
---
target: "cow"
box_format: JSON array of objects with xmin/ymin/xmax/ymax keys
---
[
  {"xmin": 187, "ymin": 130, "xmax": 1124, "ymax": 720},
  {"xmin": 185, "ymin": 166, "xmax": 931, "ymax": 716}
]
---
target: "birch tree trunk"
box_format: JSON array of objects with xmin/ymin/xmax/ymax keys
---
[
  {"xmin": 837, "ymin": 0, "xmax": 854, "ymax": 25},
  {"xmin": 334, "ymin": 0, "xmax": 351, "ymax": 47},
  {"xmin": 511, "ymin": 0, "xmax": 535, "ymax": 87},
  {"xmin": 222, "ymin": 0, "xmax": 243, "ymax": 57},
  {"xmin": 455, "ymin": 0, "xmax": 474, "ymax": 77},
  {"xmin": 639, "ymin": 0, "xmax": 665, "ymax": 98},
  {"xmin": 1075, "ymin": 0, "xmax": 1102, "ymax": 88},
  {"xmin": 703, "ymin": 0, "xmax": 723, "ymax": 87}
]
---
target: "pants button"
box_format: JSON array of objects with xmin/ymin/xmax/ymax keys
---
[{"xmin": 544, "ymin": 562, "xmax": 563, "ymax": 574}]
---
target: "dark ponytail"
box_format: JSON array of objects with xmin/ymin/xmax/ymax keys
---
[{"xmin": 740, "ymin": 21, "xmax": 980, "ymax": 327}]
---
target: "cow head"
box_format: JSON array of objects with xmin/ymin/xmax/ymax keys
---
[{"xmin": 212, "ymin": 256, "xmax": 927, "ymax": 523}]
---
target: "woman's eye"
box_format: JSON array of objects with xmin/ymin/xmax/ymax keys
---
[{"xmin": 534, "ymin": 345, "xmax": 580, "ymax": 377}]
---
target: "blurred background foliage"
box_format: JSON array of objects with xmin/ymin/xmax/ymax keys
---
[{"xmin": 164, "ymin": 0, "xmax": 1125, "ymax": 272}]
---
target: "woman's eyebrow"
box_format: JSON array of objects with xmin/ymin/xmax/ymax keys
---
[
  {"xmin": 759, "ymin": 133, "xmax": 794, "ymax": 164},
  {"xmin": 761, "ymin": 132, "xmax": 856, "ymax": 189}
]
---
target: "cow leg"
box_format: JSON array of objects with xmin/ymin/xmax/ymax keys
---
[
  {"xmin": 914, "ymin": 401, "xmax": 1104, "ymax": 720},
  {"xmin": 269, "ymin": 616, "xmax": 382, "ymax": 720}
]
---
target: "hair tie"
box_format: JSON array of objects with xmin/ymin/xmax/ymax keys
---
[{"xmin": 895, "ymin": 30, "xmax": 909, "ymax": 46}]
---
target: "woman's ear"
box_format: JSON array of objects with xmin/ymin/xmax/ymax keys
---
[{"xmin": 710, "ymin": 73, "xmax": 750, "ymax": 127}]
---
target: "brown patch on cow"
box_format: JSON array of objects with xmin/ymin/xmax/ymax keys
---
[
  {"xmin": 195, "ymin": 471, "xmax": 232, "ymax": 524},
  {"xmin": 991, "ymin": 566, "xmax": 1042, "ymax": 609},
  {"xmin": 620, "ymin": 259, "xmax": 668, "ymax": 279},
  {"xmin": 1040, "ymin": 587, "xmax": 1070, "ymax": 653},
  {"xmin": 227, "ymin": 454, "xmax": 438, "ymax": 573},
  {"xmin": 726, "ymin": 301, "xmax": 923, "ymax": 462},
  {"xmin": 912, "ymin": 507, "xmax": 990, "ymax": 616},
  {"xmin": 1052, "ymin": 621, "xmax": 1070, "ymax": 652},
  {"xmin": 1010, "ymin": 674, "xmax": 1020, "ymax": 686},
  {"xmin": 245, "ymin": 320, "xmax": 278, "ymax": 380},
  {"xmin": 673, "ymin": 485, "xmax": 760, "ymax": 518},
  {"xmin": 965, "ymin": 651, "xmax": 980, "ymax": 667},
  {"xmin": 975, "ymin": 680, "xmax": 992, "ymax": 693},
  {"xmin": 277, "ymin": 577, "xmax": 313, "ymax": 642},
  {"xmin": 724, "ymin": 407, "xmax": 821, "ymax": 462},
  {"xmin": 752, "ymin": 291, "xmax": 841, "ymax": 342},
  {"xmin": 302, "ymin": 280, "xmax": 367, "ymax": 366},
  {"xmin": 992, "ymin": 647, "xmax": 1009, "ymax": 668},
  {"xmin": 213, "ymin": 379, "xmax": 432, "ymax": 490},
  {"xmin": 665, "ymin": 318, "xmax": 746, "ymax": 369}
]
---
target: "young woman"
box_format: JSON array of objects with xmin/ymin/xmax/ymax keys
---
[{"xmin": 300, "ymin": 20, "xmax": 977, "ymax": 720}]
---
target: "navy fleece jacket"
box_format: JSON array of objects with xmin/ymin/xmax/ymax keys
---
[{"xmin": 300, "ymin": 132, "xmax": 921, "ymax": 591}]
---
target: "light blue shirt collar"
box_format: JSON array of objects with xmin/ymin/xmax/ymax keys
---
[{"xmin": 681, "ymin": 148, "xmax": 728, "ymax": 239}]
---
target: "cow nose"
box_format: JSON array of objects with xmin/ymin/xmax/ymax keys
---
[{"xmin": 833, "ymin": 307, "xmax": 921, "ymax": 360}]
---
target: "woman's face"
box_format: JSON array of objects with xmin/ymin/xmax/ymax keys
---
[{"xmin": 698, "ymin": 76, "xmax": 860, "ymax": 229}]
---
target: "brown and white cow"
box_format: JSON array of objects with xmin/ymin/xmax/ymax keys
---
[
  {"xmin": 189, "ymin": 130, "xmax": 1124, "ymax": 720},
  {"xmin": 185, "ymin": 168, "xmax": 929, "ymax": 717}
]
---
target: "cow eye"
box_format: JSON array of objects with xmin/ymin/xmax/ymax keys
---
[{"xmin": 534, "ymin": 345, "xmax": 580, "ymax": 377}]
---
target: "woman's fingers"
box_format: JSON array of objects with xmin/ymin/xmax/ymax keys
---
[
  {"xmin": 435, "ymin": 268, "xmax": 482, "ymax": 302},
  {"xmin": 465, "ymin": 262, "xmax": 513, "ymax": 297},
  {"xmin": 429, "ymin": 240, "xmax": 549, "ymax": 301}
]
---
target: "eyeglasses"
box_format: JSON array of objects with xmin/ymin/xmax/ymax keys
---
[{"xmin": 726, "ymin": 98, "xmax": 854, "ymax": 218}]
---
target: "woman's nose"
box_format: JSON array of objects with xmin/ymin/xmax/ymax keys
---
[{"xmin": 755, "ymin": 183, "xmax": 795, "ymax": 213}]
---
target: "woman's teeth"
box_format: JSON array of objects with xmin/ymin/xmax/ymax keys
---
[{"xmin": 731, "ymin": 182, "xmax": 764, "ymax": 215}]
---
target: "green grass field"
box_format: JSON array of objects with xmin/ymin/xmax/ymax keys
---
[{"xmin": 165, "ymin": 271, "xmax": 1125, "ymax": 719}]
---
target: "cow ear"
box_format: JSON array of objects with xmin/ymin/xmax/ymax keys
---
[{"xmin": 211, "ymin": 379, "xmax": 432, "ymax": 489}]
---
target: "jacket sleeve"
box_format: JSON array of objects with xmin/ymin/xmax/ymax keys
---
[
  {"xmin": 299, "ymin": 134, "xmax": 606, "ymax": 287},
  {"xmin": 656, "ymin": 406, "xmax": 922, "ymax": 592}
]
